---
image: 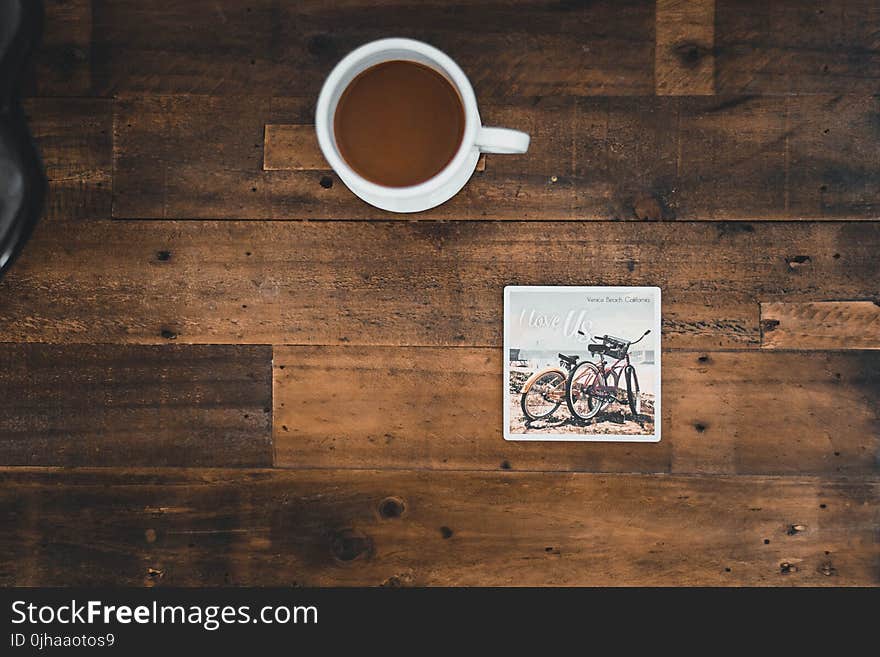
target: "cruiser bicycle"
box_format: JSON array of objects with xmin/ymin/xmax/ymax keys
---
[
  {"xmin": 519, "ymin": 352, "xmax": 583, "ymax": 421},
  {"xmin": 565, "ymin": 329, "xmax": 651, "ymax": 422}
]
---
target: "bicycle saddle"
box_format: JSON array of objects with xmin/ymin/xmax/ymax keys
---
[
  {"xmin": 0, "ymin": 0, "xmax": 46, "ymax": 279},
  {"xmin": 558, "ymin": 353, "xmax": 579, "ymax": 366}
]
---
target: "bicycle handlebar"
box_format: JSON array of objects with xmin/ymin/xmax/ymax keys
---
[{"xmin": 630, "ymin": 329, "xmax": 651, "ymax": 345}]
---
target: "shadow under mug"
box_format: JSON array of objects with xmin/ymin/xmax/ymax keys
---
[{"xmin": 316, "ymin": 38, "xmax": 530, "ymax": 213}]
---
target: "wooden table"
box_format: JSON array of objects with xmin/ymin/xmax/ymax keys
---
[{"xmin": 0, "ymin": 0, "xmax": 877, "ymax": 586}]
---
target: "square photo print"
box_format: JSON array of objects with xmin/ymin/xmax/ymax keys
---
[{"xmin": 504, "ymin": 286, "xmax": 661, "ymax": 442}]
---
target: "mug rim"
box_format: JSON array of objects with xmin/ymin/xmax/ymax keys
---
[{"xmin": 315, "ymin": 38, "xmax": 480, "ymax": 201}]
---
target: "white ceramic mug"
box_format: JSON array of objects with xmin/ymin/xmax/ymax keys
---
[{"xmin": 316, "ymin": 38, "xmax": 530, "ymax": 213}]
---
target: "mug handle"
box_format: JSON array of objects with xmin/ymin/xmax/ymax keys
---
[{"xmin": 475, "ymin": 127, "xmax": 530, "ymax": 154}]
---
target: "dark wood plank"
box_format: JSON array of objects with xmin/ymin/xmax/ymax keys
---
[
  {"xmin": 1, "ymin": 220, "xmax": 877, "ymax": 348},
  {"xmin": 655, "ymin": 0, "xmax": 715, "ymax": 95},
  {"xmin": 263, "ymin": 124, "xmax": 325, "ymax": 171},
  {"xmin": 26, "ymin": 0, "xmax": 93, "ymax": 97},
  {"xmin": 0, "ymin": 467, "xmax": 874, "ymax": 586},
  {"xmin": 113, "ymin": 95, "xmax": 548, "ymax": 220},
  {"xmin": 273, "ymin": 347, "xmax": 879, "ymax": 476},
  {"xmin": 715, "ymin": 0, "xmax": 880, "ymax": 94},
  {"xmin": 761, "ymin": 301, "xmax": 880, "ymax": 350},
  {"xmin": 113, "ymin": 95, "xmax": 880, "ymax": 220},
  {"xmin": 674, "ymin": 95, "xmax": 880, "ymax": 220},
  {"xmin": 0, "ymin": 345, "xmax": 273, "ymax": 467},
  {"xmin": 23, "ymin": 98, "xmax": 113, "ymax": 221},
  {"xmin": 83, "ymin": 0, "xmax": 653, "ymax": 98},
  {"xmin": 28, "ymin": 1, "xmax": 880, "ymax": 99}
]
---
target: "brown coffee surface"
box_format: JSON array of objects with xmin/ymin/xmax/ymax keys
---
[{"xmin": 334, "ymin": 60, "xmax": 465, "ymax": 187}]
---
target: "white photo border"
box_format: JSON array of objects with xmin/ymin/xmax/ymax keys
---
[{"xmin": 503, "ymin": 285, "xmax": 661, "ymax": 442}]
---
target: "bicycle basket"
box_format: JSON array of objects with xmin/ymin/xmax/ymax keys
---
[{"xmin": 602, "ymin": 335, "xmax": 630, "ymax": 359}]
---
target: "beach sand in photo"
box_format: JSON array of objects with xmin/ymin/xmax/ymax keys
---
[{"xmin": 508, "ymin": 392, "xmax": 655, "ymax": 436}]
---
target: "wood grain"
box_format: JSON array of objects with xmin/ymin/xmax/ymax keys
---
[
  {"xmin": 84, "ymin": 0, "xmax": 653, "ymax": 98},
  {"xmin": 113, "ymin": 95, "xmax": 542, "ymax": 220},
  {"xmin": 1, "ymin": 220, "xmax": 877, "ymax": 348},
  {"xmin": 113, "ymin": 95, "xmax": 880, "ymax": 220},
  {"xmin": 1, "ymin": 467, "xmax": 874, "ymax": 586},
  {"xmin": 6, "ymin": 1, "xmax": 879, "ymax": 592},
  {"xmin": 715, "ymin": 0, "xmax": 880, "ymax": 94},
  {"xmin": 273, "ymin": 347, "xmax": 879, "ymax": 476},
  {"xmin": 672, "ymin": 95, "xmax": 880, "ymax": 220},
  {"xmin": 262, "ymin": 125, "xmax": 326, "ymax": 171},
  {"xmin": 655, "ymin": 0, "xmax": 715, "ymax": 95},
  {"xmin": 23, "ymin": 98, "xmax": 113, "ymax": 221},
  {"xmin": 761, "ymin": 302, "xmax": 880, "ymax": 350},
  {"xmin": 26, "ymin": 0, "xmax": 93, "ymax": 96},
  {"xmin": 30, "ymin": 1, "xmax": 880, "ymax": 99},
  {"xmin": 0, "ymin": 345, "xmax": 273, "ymax": 467}
]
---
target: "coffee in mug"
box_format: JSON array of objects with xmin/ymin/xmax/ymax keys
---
[
  {"xmin": 334, "ymin": 60, "xmax": 465, "ymax": 187},
  {"xmin": 316, "ymin": 39, "xmax": 530, "ymax": 213}
]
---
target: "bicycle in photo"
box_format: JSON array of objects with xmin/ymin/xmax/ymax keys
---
[
  {"xmin": 565, "ymin": 329, "xmax": 651, "ymax": 422},
  {"xmin": 519, "ymin": 352, "xmax": 583, "ymax": 422}
]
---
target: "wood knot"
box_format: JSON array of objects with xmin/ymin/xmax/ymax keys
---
[
  {"xmin": 146, "ymin": 567, "xmax": 164, "ymax": 580},
  {"xmin": 156, "ymin": 250, "xmax": 171, "ymax": 261},
  {"xmin": 440, "ymin": 526, "xmax": 453, "ymax": 539},
  {"xmin": 160, "ymin": 329, "xmax": 178, "ymax": 340},
  {"xmin": 378, "ymin": 496, "xmax": 406, "ymax": 520},
  {"xmin": 760, "ymin": 319, "xmax": 780, "ymax": 334},
  {"xmin": 319, "ymin": 176, "xmax": 333, "ymax": 189},
  {"xmin": 59, "ymin": 45, "xmax": 87, "ymax": 74},
  {"xmin": 633, "ymin": 195, "xmax": 663, "ymax": 221},
  {"xmin": 329, "ymin": 528, "xmax": 373, "ymax": 563},
  {"xmin": 144, "ymin": 528, "xmax": 157, "ymax": 543},
  {"xmin": 786, "ymin": 255, "xmax": 811, "ymax": 270},
  {"xmin": 381, "ymin": 572, "xmax": 414, "ymax": 587},
  {"xmin": 673, "ymin": 42, "xmax": 710, "ymax": 67},
  {"xmin": 694, "ymin": 422, "xmax": 707, "ymax": 433}
]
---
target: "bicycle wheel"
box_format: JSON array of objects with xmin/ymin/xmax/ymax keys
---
[
  {"xmin": 565, "ymin": 362, "xmax": 607, "ymax": 421},
  {"xmin": 625, "ymin": 365, "xmax": 641, "ymax": 416},
  {"xmin": 520, "ymin": 370, "xmax": 566, "ymax": 421}
]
